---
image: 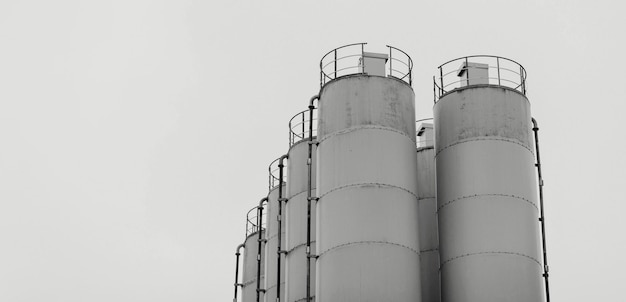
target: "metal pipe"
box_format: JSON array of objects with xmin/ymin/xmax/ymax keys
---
[
  {"xmin": 532, "ymin": 118, "xmax": 550, "ymax": 302},
  {"xmin": 234, "ymin": 243, "xmax": 245, "ymax": 302},
  {"xmin": 306, "ymin": 95, "xmax": 319, "ymax": 302},
  {"xmin": 276, "ymin": 154, "xmax": 288, "ymax": 302},
  {"xmin": 256, "ymin": 197, "xmax": 268, "ymax": 302}
]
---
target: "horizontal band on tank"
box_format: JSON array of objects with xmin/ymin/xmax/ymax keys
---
[
  {"xmin": 264, "ymin": 282, "xmax": 285, "ymax": 292},
  {"xmin": 421, "ymin": 248, "xmax": 439, "ymax": 253},
  {"xmin": 241, "ymin": 279, "xmax": 257, "ymax": 287},
  {"xmin": 287, "ymin": 189, "xmax": 317, "ymax": 200},
  {"xmin": 318, "ymin": 124, "xmax": 417, "ymax": 144},
  {"xmin": 417, "ymin": 146, "xmax": 434, "ymax": 152},
  {"xmin": 439, "ymin": 84, "xmax": 529, "ymax": 101},
  {"xmin": 437, "ymin": 193, "xmax": 538, "ymax": 212},
  {"xmin": 265, "ymin": 232, "xmax": 283, "ymax": 241},
  {"xmin": 293, "ymin": 295, "xmax": 316, "ymax": 302},
  {"xmin": 288, "ymin": 135, "xmax": 317, "ymax": 151},
  {"xmin": 418, "ymin": 196, "xmax": 436, "ymax": 200},
  {"xmin": 319, "ymin": 182, "xmax": 418, "ymax": 200},
  {"xmin": 286, "ymin": 242, "xmax": 317, "ymax": 254},
  {"xmin": 318, "ymin": 240, "xmax": 420, "ymax": 258},
  {"xmin": 440, "ymin": 251, "xmax": 541, "ymax": 269},
  {"xmin": 435, "ymin": 136, "xmax": 534, "ymax": 157}
]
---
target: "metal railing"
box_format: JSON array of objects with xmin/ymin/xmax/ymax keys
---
[
  {"xmin": 319, "ymin": 43, "xmax": 413, "ymax": 87},
  {"xmin": 433, "ymin": 55, "xmax": 527, "ymax": 102},
  {"xmin": 289, "ymin": 108, "xmax": 317, "ymax": 147},
  {"xmin": 268, "ymin": 157, "xmax": 286, "ymax": 190},
  {"xmin": 245, "ymin": 206, "xmax": 266, "ymax": 237}
]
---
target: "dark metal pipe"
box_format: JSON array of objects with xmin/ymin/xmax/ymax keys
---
[
  {"xmin": 276, "ymin": 154, "xmax": 288, "ymax": 302},
  {"xmin": 256, "ymin": 197, "xmax": 268, "ymax": 302},
  {"xmin": 532, "ymin": 118, "xmax": 550, "ymax": 302},
  {"xmin": 306, "ymin": 95, "xmax": 319, "ymax": 302},
  {"xmin": 234, "ymin": 243, "xmax": 245, "ymax": 302}
]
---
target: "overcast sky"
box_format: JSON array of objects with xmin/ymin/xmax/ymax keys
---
[{"xmin": 1, "ymin": 0, "xmax": 625, "ymax": 301}]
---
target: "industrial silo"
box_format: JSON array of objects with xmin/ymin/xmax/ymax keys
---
[
  {"xmin": 416, "ymin": 121, "xmax": 440, "ymax": 302},
  {"xmin": 316, "ymin": 44, "xmax": 421, "ymax": 302},
  {"xmin": 285, "ymin": 109, "xmax": 317, "ymax": 302},
  {"xmin": 265, "ymin": 158, "xmax": 286, "ymax": 302},
  {"xmin": 433, "ymin": 56, "xmax": 543, "ymax": 302},
  {"xmin": 242, "ymin": 207, "xmax": 266, "ymax": 302}
]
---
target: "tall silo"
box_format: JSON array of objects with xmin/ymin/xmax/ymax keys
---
[
  {"xmin": 316, "ymin": 44, "xmax": 421, "ymax": 302},
  {"xmin": 242, "ymin": 206, "xmax": 266, "ymax": 302},
  {"xmin": 285, "ymin": 109, "xmax": 317, "ymax": 302},
  {"xmin": 433, "ymin": 56, "xmax": 543, "ymax": 302},
  {"xmin": 265, "ymin": 158, "xmax": 286, "ymax": 302},
  {"xmin": 416, "ymin": 121, "xmax": 440, "ymax": 302}
]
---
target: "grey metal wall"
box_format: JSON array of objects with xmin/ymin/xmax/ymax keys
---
[
  {"xmin": 416, "ymin": 139, "xmax": 440, "ymax": 302},
  {"xmin": 242, "ymin": 230, "xmax": 265, "ymax": 302},
  {"xmin": 434, "ymin": 86, "xmax": 543, "ymax": 302},
  {"xmin": 316, "ymin": 75, "xmax": 421, "ymax": 302},
  {"xmin": 285, "ymin": 139, "xmax": 317, "ymax": 302},
  {"xmin": 265, "ymin": 184, "xmax": 286, "ymax": 302}
]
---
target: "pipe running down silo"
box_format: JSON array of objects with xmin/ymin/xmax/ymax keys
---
[
  {"xmin": 433, "ymin": 56, "xmax": 543, "ymax": 302},
  {"xmin": 234, "ymin": 243, "xmax": 245, "ymax": 302},
  {"xmin": 285, "ymin": 107, "xmax": 318, "ymax": 302},
  {"xmin": 532, "ymin": 118, "xmax": 551, "ymax": 302},
  {"xmin": 266, "ymin": 158, "xmax": 287, "ymax": 302},
  {"xmin": 241, "ymin": 206, "xmax": 266, "ymax": 302},
  {"xmin": 256, "ymin": 198, "xmax": 268, "ymax": 302}
]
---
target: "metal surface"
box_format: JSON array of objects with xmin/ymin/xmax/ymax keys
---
[
  {"xmin": 285, "ymin": 137, "xmax": 317, "ymax": 302},
  {"xmin": 316, "ymin": 75, "xmax": 421, "ymax": 302},
  {"xmin": 416, "ymin": 127, "xmax": 440, "ymax": 302},
  {"xmin": 242, "ymin": 229, "xmax": 265, "ymax": 302},
  {"xmin": 434, "ymin": 79, "xmax": 543, "ymax": 301},
  {"xmin": 265, "ymin": 184, "xmax": 286, "ymax": 302}
]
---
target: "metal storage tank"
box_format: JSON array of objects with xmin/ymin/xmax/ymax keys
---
[
  {"xmin": 316, "ymin": 44, "xmax": 421, "ymax": 302},
  {"xmin": 416, "ymin": 122, "xmax": 440, "ymax": 302},
  {"xmin": 242, "ymin": 207, "xmax": 266, "ymax": 302},
  {"xmin": 285, "ymin": 109, "xmax": 317, "ymax": 302},
  {"xmin": 265, "ymin": 158, "xmax": 286, "ymax": 302},
  {"xmin": 433, "ymin": 56, "xmax": 543, "ymax": 302}
]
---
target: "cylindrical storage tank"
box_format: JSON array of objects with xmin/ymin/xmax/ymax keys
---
[
  {"xmin": 316, "ymin": 74, "xmax": 421, "ymax": 302},
  {"xmin": 416, "ymin": 122, "xmax": 440, "ymax": 302},
  {"xmin": 285, "ymin": 109, "xmax": 317, "ymax": 302},
  {"xmin": 242, "ymin": 208, "xmax": 266, "ymax": 302},
  {"xmin": 264, "ymin": 179, "xmax": 286, "ymax": 302},
  {"xmin": 434, "ymin": 56, "xmax": 542, "ymax": 302}
]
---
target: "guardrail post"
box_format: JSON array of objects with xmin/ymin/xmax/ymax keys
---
[{"xmin": 497, "ymin": 57, "xmax": 501, "ymax": 86}]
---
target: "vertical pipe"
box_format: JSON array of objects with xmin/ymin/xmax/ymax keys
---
[
  {"xmin": 389, "ymin": 46, "xmax": 392, "ymax": 77},
  {"xmin": 277, "ymin": 155, "xmax": 288, "ymax": 302},
  {"xmin": 306, "ymin": 95, "xmax": 319, "ymax": 302},
  {"xmin": 256, "ymin": 197, "xmax": 268, "ymax": 302},
  {"xmin": 433, "ymin": 76, "xmax": 437, "ymax": 103},
  {"xmin": 361, "ymin": 44, "xmax": 365, "ymax": 73},
  {"xmin": 532, "ymin": 118, "xmax": 551, "ymax": 302},
  {"xmin": 439, "ymin": 67, "xmax": 444, "ymax": 95},
  {"xmin": 234, "ymin": 243, "xmax": 245, "ymax": 302},
  {"xmin": 465, "ymin": 57, "xmax": 470, "ymax": 86},
  {"xmin": 496, "ymin": 57, "xmax": 501, "ymax": 86},
  {"xmin": 334, "ymin": 49, "xmax": 337, "ymax": 79}
]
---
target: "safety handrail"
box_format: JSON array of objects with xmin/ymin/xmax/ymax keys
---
[
  {"xmin": 387, "ymin": 45, "xmax": 413, "ymax": 85},
  {"xmin": 245, "ymin": 206, "xmax": 266, "ymax": 237},
  {"xmin": 433, "ymin": 55, "xmax": 527, "ymax": 102},
  {"xmin": 319, "ymin": 43, "xmax": 413, "ymax": 87},
  {"xmin": 289, "ymin": 108, "xmax": 318, "ymax": 147},
  {"xmin": 268, "ymin": 157, "xmax": 286, "ymax": 190}
]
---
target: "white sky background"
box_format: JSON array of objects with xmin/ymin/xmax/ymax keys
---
[{"xmin": 0, "ymin": 0, "xmax": 624, "ymax": 301}]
